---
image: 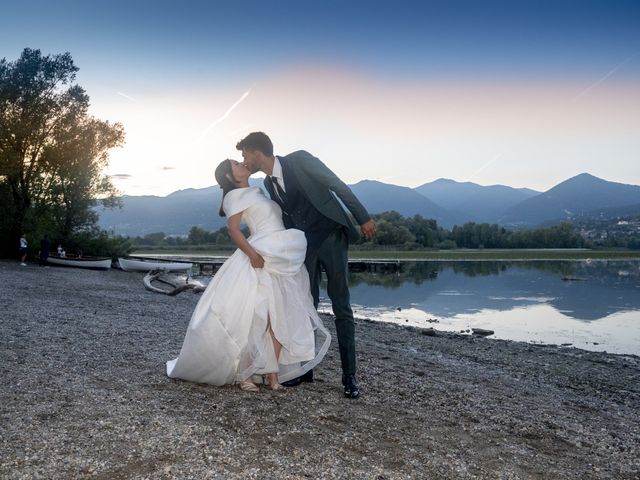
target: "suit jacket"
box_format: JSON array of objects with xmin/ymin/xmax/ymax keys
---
[{"xmin": 265, "ymin": 150, "xmax": 371, "ymax": 244}]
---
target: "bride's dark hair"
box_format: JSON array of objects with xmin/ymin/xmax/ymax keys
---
[{"xmin": 215, "ymin": 159, "xmax": 241, "ymax": 217}]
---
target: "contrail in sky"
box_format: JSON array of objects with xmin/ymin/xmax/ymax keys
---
[
  {"xmin": 198, "ymin": 89, "xmax": 251, "ymax": 141},
  {"xmin": 466, "ymin": 154, "xmax": 502, "ymax": 182},
  {"xmin": 574, "ymin": 52, "xmax": 639, "ymax": 100},
  {"xmin": 117, "ymin": 92, "xmax": 137, "ymax": 102}
]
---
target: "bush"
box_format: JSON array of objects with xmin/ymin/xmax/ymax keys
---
[
  {"xmin": 403, "ymin": 242, "xmax": 424, "ymax": 251},
  {"xmin": 64, "ymin": 228, "xmax": 133, "ymax": 259},
  {"xmin": 437, "ymin": 239, "xmax": 457, "ymax": 250}
]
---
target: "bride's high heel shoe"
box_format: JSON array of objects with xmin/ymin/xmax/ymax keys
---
[{"xmin": 239, "ymin": 380, "xmax": 259, "ymax": 393}]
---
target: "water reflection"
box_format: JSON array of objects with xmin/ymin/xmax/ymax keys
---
[{"xmin": 319, "ymin": 260, "xmax": 640, "ymax": 355}]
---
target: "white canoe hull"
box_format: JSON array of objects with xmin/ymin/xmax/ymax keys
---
[
  {"xmin": 47, "ymin": 256, "xmax": 112, "ymax": 270},
  {"xmin": 118, "ymin": 258, "xmax": 193, "ymax": 272}
]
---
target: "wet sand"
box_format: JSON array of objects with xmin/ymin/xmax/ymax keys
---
[{"xmin": 1, "ymin": 260, "xmax": 639, "ymax": 479}]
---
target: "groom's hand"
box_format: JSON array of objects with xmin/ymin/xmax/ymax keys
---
[{"xmin": 360, "ymin": 219, "xmax": 377, "ymax": 240}]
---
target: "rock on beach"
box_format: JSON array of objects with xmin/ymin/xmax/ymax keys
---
[{"xmin": 1, "ymin": 260, "xmax": 639, "ymax": 479}]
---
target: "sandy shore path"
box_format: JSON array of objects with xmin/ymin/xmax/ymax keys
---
[{"xmin": 1, "ymin": 260, "xmax": 639, "ymax": 479}]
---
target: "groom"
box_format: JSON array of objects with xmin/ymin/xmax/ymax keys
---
[{"xmin": 238, "ymin": 132, "xmax": 376, "ymax": 398}]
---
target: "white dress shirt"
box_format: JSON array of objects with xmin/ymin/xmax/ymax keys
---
[{"xmin": 271, "ymin": 156, "xmax": 286, "ymax": 193}]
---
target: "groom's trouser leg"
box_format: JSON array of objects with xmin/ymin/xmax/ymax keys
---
[
  {"xmin": 305, "ymin": 249, "xmax": 322, "ymax": 310},
  {"xmin": 313, "ymin": 229, "xmax": 356, "ymax": 375}
]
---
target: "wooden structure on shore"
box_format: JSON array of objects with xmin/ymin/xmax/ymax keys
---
[
  {"xmin": 347, "ymin": 260, "xmax": 402, "ymax": 273},
  {"xmin": 128, "ymin": 256, "xmax": 402, "ymax": 276},
  {"xmin": 195, "ymin": 259, "xmax": 403, "ymax": 275}
]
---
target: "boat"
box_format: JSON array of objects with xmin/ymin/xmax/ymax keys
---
[
  {"xmin": 118, "ymin": 257, "xmax": 193, "ymax": 272},
  {"xmin": 47, "ymin": 255, "xmax": 112, "ymax": 270}
]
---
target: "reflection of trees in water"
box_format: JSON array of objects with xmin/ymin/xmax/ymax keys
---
[
  {"xmin": 449, "ymin": 261, "xmax": 581, "ymax": 277},
  {"xmin": 574, "ymin": 260, "xmax": 640, "ymax": 280},
  {"xmin": 328, "ymin": 260, "xmax": 640, "ymax": 288},
  {"xmin": 320, "ymin": 262, "xmax": 442, "ymax": 290},
  {"xmin": 346, "ymin": 262, "xmax": 441, "ymax": 289},
  {"xmin": 517, "ymin": 261, "xmax": 577, "ymax": 277},
  {"xmin": 450, "ymin": 262, "xmax": 507, "ymax": 277}
]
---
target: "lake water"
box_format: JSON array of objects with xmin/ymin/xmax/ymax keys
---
[{"xmin": 318, "ymin": 260, "xmax": 640, "ymax": 356}]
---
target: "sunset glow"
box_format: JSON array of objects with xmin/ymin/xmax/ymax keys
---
[{"xmin": 2, "ymin": 1, "xmax": 639, "ymax": 195}]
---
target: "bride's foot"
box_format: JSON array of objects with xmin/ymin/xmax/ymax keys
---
[
  {"xmin": 265, "ymin": 374, "xmax": 283, "ymax": 391},
  {"xmin": 269, "ymin": 382, "xmax": 284, "ymax": 391},
  {"xmin": 239, "ymin": 380, "xmax": 259, "ymax": 393}
]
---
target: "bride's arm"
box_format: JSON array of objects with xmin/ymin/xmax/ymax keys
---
[{"xmin": 227, "ymin": 212, "xmax": 264, "ymax": 268}]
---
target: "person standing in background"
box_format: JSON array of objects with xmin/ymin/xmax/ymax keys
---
[
  {"xmin": 39, "ymin": 235, "xmax": 51, "ymax": 266},
  {"xmin": 19, "ymin": 234, "xmax": 27, "ymax": 266}
]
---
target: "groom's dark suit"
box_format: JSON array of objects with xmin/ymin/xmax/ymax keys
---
[{"xmin": 264, "ymin": 150, "xmax": 371, "ymax": 376}]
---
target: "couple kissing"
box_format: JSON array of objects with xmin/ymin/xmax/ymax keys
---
[{"xmin": 167, "ymin": 131, "xmax": 376, "ymax": 398}]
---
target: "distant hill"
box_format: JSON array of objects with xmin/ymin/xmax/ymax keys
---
[
  {"xmin": 415, "ymin": 178, "xmax": 539, "ymax": 223},
  {"xmin": 98, "ymin": 179, "xmax": 266, "ymax": 236},
  {"xmin": 579, "ymin": 202, "xmax": 640, "ymax": 220},
  {"xmin": 98, "ymin": 178, "xmax": 460, "ymax": 236},
  {"xmin": 97, "ymin": 188, "xmax": 223, "ymax": 236},
  {"xmin": 96, "ymin": 173, "xmax": 640, "ymax": 236},
  {"xmin": 414, "ymin": 178, "xmax": 485, "ymax": 207},
  {"xmin": 349, "ymin": 180, "xmax": 458, "ymax": 227},
  {"xmin": 500, "ymin": 173, "xmax": 640, "ymax": 227}
]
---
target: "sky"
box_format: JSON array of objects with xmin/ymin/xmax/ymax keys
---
[{"xmin": 1, "ymin": 0, "xmax": 639, "ymax": 196}]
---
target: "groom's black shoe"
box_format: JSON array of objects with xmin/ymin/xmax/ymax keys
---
[
  {"xmin": 342, "ymin": 374, "xmax": 360, "ymax": 399},
  {"xmin": 282, "ymin": 369, "xmax": 314, "ymax": 387}
]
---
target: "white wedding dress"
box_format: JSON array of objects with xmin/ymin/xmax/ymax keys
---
[{"xmin": 166, "ymin": 186, "xmax": 330, "ymax": 385}]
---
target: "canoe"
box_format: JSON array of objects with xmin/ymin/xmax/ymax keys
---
[
  {"xmin": 47, "ymin": 256, "xmax": 112, "ymax": 270},
  {"xmin": 118, "ymin": 258, "xmax": 193, "ymax": 272}
]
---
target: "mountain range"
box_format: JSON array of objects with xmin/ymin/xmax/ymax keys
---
[{"xmin": 97, "ymin": 173, "xmax": 640, "ymax": 236}]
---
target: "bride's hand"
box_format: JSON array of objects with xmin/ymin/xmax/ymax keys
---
[{"xmin": 249, "ymin": 252, "xmax": 265, "ymax": 269}]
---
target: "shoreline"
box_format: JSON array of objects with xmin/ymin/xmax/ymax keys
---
[
  {"xmin": 1, "ymin": 260, "xmax": 639, "ymax": 479},
  {"xmin": 326, "ymin": 310, "xmax": 640, "ymax": 358},
  {"xmin": 130, "ymin": 249, "xmax": 640, "ymax": 262}
]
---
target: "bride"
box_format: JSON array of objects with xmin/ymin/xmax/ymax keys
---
[{"xmin": 166, "ymin": 159, "xmax": 330, "ymax": 391}]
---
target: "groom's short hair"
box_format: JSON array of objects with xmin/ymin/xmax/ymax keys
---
[{"xmin": 236, "ymin": 132, "xmax": 273, "ymax": 157}]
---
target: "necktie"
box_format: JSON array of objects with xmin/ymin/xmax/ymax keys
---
[{"xmin": 271, "ymin": 176, "xmax": 287, "ymax": 204}]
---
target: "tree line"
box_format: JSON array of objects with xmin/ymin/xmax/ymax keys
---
[
  {"xmin": 132, "ymin": 212, "xmax": 594, "ymax": 250},
  {"xmin": 130, "ymin": 226, "xmax": 235, "ymax": 249},
  {"xmin": 1, "ymin": 49, "xmax": 130, "ymax": 258},
  {"xmin": 358, "ymin": 211, "xmax": 587, "ymax": 249}
]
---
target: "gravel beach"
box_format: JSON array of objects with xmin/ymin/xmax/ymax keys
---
[{"xmin": 1, "ymin": 260, "xmax": 639, "ymax": 479}]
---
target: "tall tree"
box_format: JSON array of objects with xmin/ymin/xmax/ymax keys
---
[
  {"xmin": 44, "ymin": 116, "xmax": 124, "ymax": 239},
  {"xmin": 0, "ymin": 48, "xmax": 124, "ymax": 255}
]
